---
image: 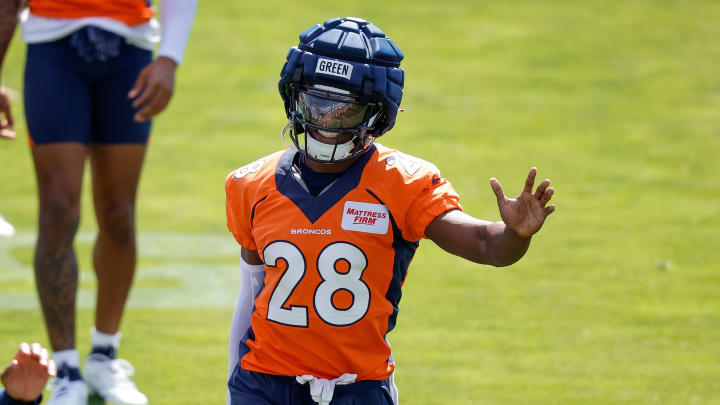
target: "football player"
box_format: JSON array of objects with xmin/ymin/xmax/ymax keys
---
[
  {"xmin": 0, "ymin": 1, "xmax": 197, "ymax": 404},
  {"xmin": 225, "ymin": 17, "xmax": 556, "ymax": 405}
]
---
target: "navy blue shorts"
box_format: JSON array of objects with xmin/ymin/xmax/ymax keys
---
[
  {"xmin": 229, "ymin": 366, "xmax": 393, "ymax": 405},
  {"xmin": 24, "ymin": 27, "xmax": 153, "ymax": 145}
]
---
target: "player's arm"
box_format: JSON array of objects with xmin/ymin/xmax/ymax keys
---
[
  {"xmin": 0, "ymin": 0, "xmax": 24, "ymax": 68},
  {"xmin": 225, "ymin": 246, "xmax": 264, "ymax": 405},
  {"xmin": 426, "ymin": 167, "xmax": 556, "ymax": 267},
  {"xmin": 241, "ymin": 247, "xmax": 263, "ymax": 265},
  {"xmin": 0, "ymin": 0, "xmax": 25, "ymax": 139},
  {"xmin": 128, "ymin": 0, "xmax": 198, "ymax": 122}
]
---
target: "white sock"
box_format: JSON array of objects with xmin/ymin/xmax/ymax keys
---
[
  {"xmin": 53, "ymin": 349, "xmax": 80, "ymax": 368},
  {"xmin": 91, "ymin": 326, "xmax": 122, "ymax": 349}
]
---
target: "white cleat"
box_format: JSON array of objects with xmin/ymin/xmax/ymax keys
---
[
  {"xmin": 83, "ymin": 354, "xmax": 148, "ymax": 405},
  {"xmin": 0, "ymin": 214, "xmax": 15, "ymax": 237},
  {"xmin": 46, "ymin": 366, "xmax": 89, "ymax": 405}
]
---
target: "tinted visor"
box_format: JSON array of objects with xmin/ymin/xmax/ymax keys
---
[{"xmin": 298, "ymin": 89, "xmax": 368, "ymax": 132}]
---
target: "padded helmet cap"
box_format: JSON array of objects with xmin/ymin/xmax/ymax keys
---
[{"xmin": 279, "ymin": 17, "xmax": 405, "ymax": 138}]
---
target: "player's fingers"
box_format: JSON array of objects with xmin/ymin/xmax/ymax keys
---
[
  {"xmin": 533, "ymin": 179, "xmax": 550, "ymax": 199},
  {"xmin": 1, "ymin": 103, "xmax": 14, "ymax": 129},
  {"xmin": 156, "ymin": 90, "xmax": 172, "ymax": 112},
  {"xmin": 30, "ymin": 343, "xmax": 44, "ymax": 362},
  {"xmin": 128, "ymin": 66, "xmax": 149, "ymax": 99},
  {"xmin": 156, "ymin": 91, "xmax": 173, "ymax": 114},
  {"xmin": 0, "ymin": 128, "xmax": 16, "ymax": 139},
  {"xmin": 523, "ymin": 167, "xmax": 537, "ymax": 194},
  {"xmin": 544, "ymin": 204, "xmax": 556, "ymax": 217},
  {"xmin": 540, "ymin": 187, "xmax": 554, "ymax": 206},
  {"xmin": 19, "ymin": 342, "xmax": 30, "ymax": 356},
  {"xmin": 134, "ymin": 103, "xmax": 157, "ymax": 122},
  {"xmin": 13, "ymin": 353, "xmax": 26, "ymax": 368},
  {"xmin": 30, "ymin": 342, "xmax": 42, "ymax": 356},
  {"xmin": 132, "ymin": 81, "xmax": 157, "ymax": 109},
  {"xmin": 48, "ymin": 359, "xmax": 57, "ymax": 377},
  {"xmin": 137, "ymin": 89, "xmax": 170, "ymax": 121},
  {"xmin": 134, "ymin": 92, "xmax": 163, "ymax": 122},
  {"xmin": 489, "ymin": 178, "xmax": 505, "ymax": 203}
]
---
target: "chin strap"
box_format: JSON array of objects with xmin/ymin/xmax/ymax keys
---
[
  {"xmin": 281, "ymin": 122, "xmax": 294, "ymax": 148},
  {"xmin": 295, "ymin": 373, "xmax": 357, "ymax": 405}
]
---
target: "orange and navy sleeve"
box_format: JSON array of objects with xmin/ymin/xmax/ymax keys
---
[
  {"xmin": 403, "ymin": 163, "xmax": 462, "ymax": 242},
  {"xmin": 225, "ymin": 170, "xmax": 258, "ymax": 251}
]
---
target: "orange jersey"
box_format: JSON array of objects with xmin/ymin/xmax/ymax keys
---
[
  {"xmin": 225, "ymin": 144, "xmax": 462, "ymax": 381},
  {"xmin": 29, "ymin": 0, "xmax": 154, "ymax": 26}
]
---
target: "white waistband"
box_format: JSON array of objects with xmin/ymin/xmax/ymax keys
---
[
  {"xmin": 296, "ymin": 373, "xmax": 357, "ymax": 405},
  {"xmin": 20, "ymin": 10, "xmax": 159, "ymax": 51}
]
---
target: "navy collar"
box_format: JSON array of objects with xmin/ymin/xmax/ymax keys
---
[{"xmin": 275, "ymin": 146, "xmax": 377, "ymax": 224}]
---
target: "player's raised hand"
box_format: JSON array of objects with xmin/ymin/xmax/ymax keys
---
[
  {"xmin": 1, "ymin": 342, "xmax": 56, "ymax": 402},
  {"xmin": 489, "ymin": 167, "xmax": 556, "ymax": 238}
]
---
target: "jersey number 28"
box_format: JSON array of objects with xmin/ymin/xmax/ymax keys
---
[{"xmin": 264, "ymin": 241, "xmax": 370, "ymax": 327}]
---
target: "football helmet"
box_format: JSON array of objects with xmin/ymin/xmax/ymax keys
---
[{"xmin": 279, "ymin": 17, "xmax": 405, "ymax": 163}]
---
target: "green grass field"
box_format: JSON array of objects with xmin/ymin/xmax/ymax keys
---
[{"xmin": 2, "ymin": 0, "xmax": 720, "ymax": 403}]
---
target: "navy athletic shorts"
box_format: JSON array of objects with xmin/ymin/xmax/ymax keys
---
[
  {"xmin": 228, "ymin": 366, "xmax": 393, "ymax": 405},
  {"xmin": 24, "ymin": 27, "xmax": 153, "ymax": 146}
]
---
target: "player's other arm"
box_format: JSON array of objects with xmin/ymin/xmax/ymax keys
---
[
  {"xmin": 426, "ymin": 167, "xmax": 556, "ymax": 267},
  {"xmin": 0, "ymin": 0, "xmax": 24, "ymax": 67},
  {"xmin": 0, "ymin": 0, "xmax": 25, "ymax": 139},
  {"xmin": 128, "ymin": 0, "xmax": 198, "ymax": 122},
  {"xmin": 226, "ymin": 246, "xmax": 264, "ymax": 405},
  {"xmin": 241, "ymin": 247, "xmax": 263, "ymax": 265}
]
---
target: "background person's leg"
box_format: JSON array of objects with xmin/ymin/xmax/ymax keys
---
[
  {"xmin": 81, "ymin": 40, "xmax": 152, "ymax": 405},
  {"xmin": 89, "ymin": 40, "xmax": 152, "ymax": 335},
  {"xmin": 89, "ymin": 144, "xmax": 146, "ymax": 334},
  {"xmin": 31, "ymin": 144, "xmax": 88, "ymax": 351},
  {"xmin": 32, "ymin": 145, "xmax": 90, "ymax": 405},
  {"xmin": 25, "ymin": 39, "xmax": 93, "ymax": 355}
]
